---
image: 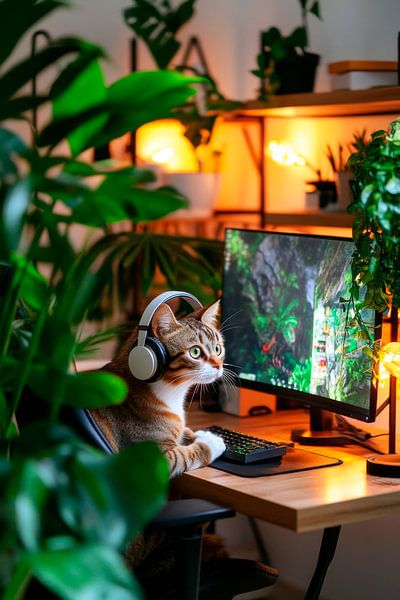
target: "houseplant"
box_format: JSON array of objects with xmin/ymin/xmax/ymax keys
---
[
  {"xmin": 251, "ymin": 0, "xmax": 322, "ymax": 98},
  {"xmin": 0, "ymin": 0, "xmax": 205, "ymax": 597},
  {"xmin": 346, "ymin": 119, "xmax": 400, "ymax": 352},
  {"xmin": 326, "ymin": 130, "xmax": 369, "ymax": 210}
]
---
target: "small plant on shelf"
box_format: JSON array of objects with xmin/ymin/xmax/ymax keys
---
[{"xmin": 251, "ymin": 0, "xmax": 322, "ymax": 98}]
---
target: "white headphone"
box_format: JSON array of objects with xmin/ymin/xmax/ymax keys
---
[{"xmin": 128, "ymin": 290, "xmax": 203, "ymax": 382}]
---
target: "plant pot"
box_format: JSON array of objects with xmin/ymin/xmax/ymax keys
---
[
  {"xmin": 334, "ymin": 171, "xmax": 354, "ymax": 210},
  {"xmin": 274, "ymin": 52, "xmax": 320, "ymax": 95},
  {"xmin": 307, "ymin": 180, "xmax": 337, "ymax": 209},
  {"xmin": 163, "ymin": 172, "xmax": 220, "ymax": 218}
]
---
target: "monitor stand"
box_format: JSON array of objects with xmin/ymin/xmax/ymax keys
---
[{"xmin": 291, "ymin": 407, "xmax": 371, "ymax": 446}]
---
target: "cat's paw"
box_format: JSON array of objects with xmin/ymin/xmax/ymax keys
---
[{"xmin": 195, "ymin": 430, "xmax": 226, "ymax": 462}]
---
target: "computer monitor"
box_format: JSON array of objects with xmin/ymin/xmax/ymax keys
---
[{"xmin": 221, "ymin": 228, "xmax": 381, "ymax": 444}]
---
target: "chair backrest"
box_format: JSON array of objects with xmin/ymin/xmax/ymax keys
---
[
  {"xmin": 67, "ymin": 359, "xmax": 115, "ymax": 455},
  {"xmin": 76, "ymin": 408, "xmax": 115, "ymax": 455},
  {"xmin": 61, "ymin": 406, "xmax": 114, "ymax": 455}
]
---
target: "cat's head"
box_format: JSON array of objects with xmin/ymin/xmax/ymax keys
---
[{"xmin": 151, "ymin": 300, "xmax": 224, "ymax": 386}]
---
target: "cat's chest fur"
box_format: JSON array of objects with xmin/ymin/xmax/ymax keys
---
[{"xmin": 149, "ymin": 380, "xmax": 189, "ymax": 421}]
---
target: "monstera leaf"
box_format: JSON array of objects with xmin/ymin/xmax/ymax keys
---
[{"xmin": 124, "ymin": 0, "xmax": 196, "ymax": 69}]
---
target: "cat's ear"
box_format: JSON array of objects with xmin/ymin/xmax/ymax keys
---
[
  {"xmin": 152, "ymin": 303, "xmax": 182, "ymax": 339},
  {"xmin": 200, "ymin": 300, "xmax": 220, "ymax": 328}
]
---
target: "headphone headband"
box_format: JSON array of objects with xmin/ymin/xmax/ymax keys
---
[
  {"xmin": 136, "ymin": 290, "xmax": 203, "ymax": 347},
  {"xmin": 129, "ymin": 290, "xmax": 204, "ymax": 382}
]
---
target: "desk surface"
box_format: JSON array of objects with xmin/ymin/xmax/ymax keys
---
[{"xmin": 173, "ymin": 407, "xmax": 400, "ymax": 533}]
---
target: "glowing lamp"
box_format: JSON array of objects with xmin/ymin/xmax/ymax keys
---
[
  {"xmin": 150, "ymin": 147, "xmax": 174, "ymax": 166},
  {"xmin": 367, "ymin": 341, "xmax": 400, "ymax": 477},
  {"xmin": 137, "ymin": 119, "xmax": 198, "ymax": 172},
  {"xmin": 380, "ymin": 342, "xmax": 400, "ymax": 378}
]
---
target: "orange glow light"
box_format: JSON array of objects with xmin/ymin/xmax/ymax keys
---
[
  {"xmin": 380, "ymin": 342, "xmax": 400, "ymax": 379},
  {"xmin": 137, "ymin": 119, "xmax": 198, "ymax": 172},
  {"xmin": 268, "ymin": 141, "xmax": 306, "ymax": 167}
]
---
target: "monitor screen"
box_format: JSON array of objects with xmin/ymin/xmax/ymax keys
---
[{"xmin": 222, "ymin": 229, "xmax": 379, "ymax": 422}]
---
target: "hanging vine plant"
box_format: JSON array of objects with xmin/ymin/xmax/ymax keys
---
[{"xmin": 346, "ymin": 118, "xmax": 400, "ymax": 353}]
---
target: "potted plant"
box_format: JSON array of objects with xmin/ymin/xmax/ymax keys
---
[
  {"xmin": 251, "ymin": 0, "xmax": 322, "ymax": 98},
  {"xmin": 124, "ymin": 0, "xmax": 243, "ymax": 216},
  {"xmin": 326, "ymin": 130, "xmax": 369, "ymax": 210},
  {"xmin": 346, "ymin": 119, "xmax": 400, "ymax": 350},
  {"xmin": 0, "ymin": 0, "xmax": 205, "ymax": 597}
]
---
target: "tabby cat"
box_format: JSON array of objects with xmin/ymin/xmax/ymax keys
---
[{"xmin": 92, "ymin": 300, "xmax": 226, "ymax": 476}]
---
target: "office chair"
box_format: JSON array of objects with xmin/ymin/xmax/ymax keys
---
[{"xmin": 65, "ymin": 406, "xmax": 278, "ymax": 600}]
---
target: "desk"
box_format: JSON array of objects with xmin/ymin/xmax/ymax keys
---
[{"xmin": 173, "ymin": 407, "xmax": 400, "ymax": 599}]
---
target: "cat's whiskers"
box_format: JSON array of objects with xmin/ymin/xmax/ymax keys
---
[
  {"xmin": 222, "ymin": 367, "xmax": 239, "ymax": 394},
  {"xmin": 224, "ymin": 361, "xmax": 243, "ymax": 370},
  {"xmin": 220, "ymin": 308, "xmax": 244, "ymax": 331},
  {"xmin": 219, "ymin": 324, "xmax": 242, "ymax": 334}
]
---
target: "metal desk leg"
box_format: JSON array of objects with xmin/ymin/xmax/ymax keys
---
[{"xmin": 304, "ymin": 525, "xmax": 341, "ymax": 600}]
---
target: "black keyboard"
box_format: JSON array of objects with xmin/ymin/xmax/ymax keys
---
[{"xmin": 208, "ymin": 425, "xmax": 287, "ymax": 464}]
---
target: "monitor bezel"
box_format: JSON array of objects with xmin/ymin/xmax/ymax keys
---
[{"xmin": 221, "ymin": 228, "xmax": 381, "ymax": 423}]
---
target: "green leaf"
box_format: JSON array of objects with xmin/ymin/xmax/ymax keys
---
[
  {"xmin": 28, "ymin": 368, "xmax": 128, "ymax": 409},
  {"xmin": 1, "ymin": 558, "xmax": 31, "ymax": 600},
  {"xmin": 385, "ymin": 176, "xmax": 400, "ymax": 194},
  {"xmin": 52, "ymin": 59, "xmax": 108, "ymax": 156},
  {"xmin": 3, "ymin": 179, "xmax": 32, "ymax": 252},
  {"xmin": 0, "ymin": 389, "xmax": 10, "ymax": 436},
  {"xmin": 11, "ymin": 254, "xmax": 48, "ymax": 312},
  {"xmin": 0, "ymin": 128, "xmax": 27, "ymax": 177},
  {"xmin": 71, "ymin": 181, "xmax": 187, "ymax": 227},
  {"xmin": 287, "ymin": 26, "xmax": 307, "ymax": 51},
  {"xmin": 0, "ymin": 38, "xmax": 94, "ymax": 105},
  {"xmin": 64, "ymin": 371, "xmax": 128, "ymax": 408},
  {"xmin": 50, "ymin": 41, "xmax": 105, "ymax": 99},
  {"xmin": 29, "ymin": 544, "xmax": 143, "ymax": 600},
  {"xmin": 94, "ymin": 441, "xmax": 169, "ymax": 542},
  {"xmin": 309, "ymin": 1, "xmax": 321, "ymax": 19},
  {"xmin": 91, "ymin": 70, "xmax": 204, "ymax": 152},
  {"xmin": 15, "ymin": 460, "xmax": 48, "ymax": 550},
  {"xmin": 123, "ymin": 0, "xmax": 195, "ymax": 69},
  {"xmin": 0, "ymin": 0, "xmax": 66, "ymax": 65}
]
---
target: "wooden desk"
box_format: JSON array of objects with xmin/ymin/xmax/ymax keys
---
[{"xmin": 173, "ymin": 407, "xmax": 400, "ymax": 599}]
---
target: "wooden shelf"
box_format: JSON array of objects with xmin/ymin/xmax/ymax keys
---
[
  {"xmin": 263, "ymin": 210, "xmax": 353, "ymax": 228},
  {"xmin": 232, "ymin": 86, "xmax": 400, "ymax": 118}
]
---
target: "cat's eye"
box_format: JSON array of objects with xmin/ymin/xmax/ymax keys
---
[
  {"xmin": 215, "ymin": 343, "xmax": 222, "ymax": 355},
  {"xmin": 189, "ymin": 346, "xmax": 202, "ymax": 359}
]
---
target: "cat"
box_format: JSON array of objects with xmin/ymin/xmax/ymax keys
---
[{"xmin": 91, "ymin": 300, "xmax": 226, "ymax": 477}]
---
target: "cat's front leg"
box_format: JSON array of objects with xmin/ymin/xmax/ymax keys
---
[
  {"xmin": 194, "ymin": 430, "xmax": 226, "ymax": 463},
  {"xmin": 163, "ymin": 432, "xmax": 225, "ymax": 478},
  {"xmin": 182, "ymin": 427, "xmax": 196, "ymax": 444}
]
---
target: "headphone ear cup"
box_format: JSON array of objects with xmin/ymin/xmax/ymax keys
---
[{"xmin": 128, "ymin": 336, "xmax": 168, "ymax": 382}]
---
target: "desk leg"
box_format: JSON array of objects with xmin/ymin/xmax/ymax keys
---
[{"xmin": 304, "ymin": 525, "xmax": 341, "ymax": 600}]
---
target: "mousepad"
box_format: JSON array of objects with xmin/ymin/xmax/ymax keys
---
[{"xmin": 210, "ymin": 446, "xmax": 342, "ymax": 477}]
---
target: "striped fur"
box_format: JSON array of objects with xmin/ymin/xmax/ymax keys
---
[{"xmin": 92, "ymin": 301, "xmax": 226, "ymax": 477}]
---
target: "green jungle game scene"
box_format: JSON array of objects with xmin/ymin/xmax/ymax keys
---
[{"xmin": 223, "ymin": 230, "xmax": 375, "ymax": 409}]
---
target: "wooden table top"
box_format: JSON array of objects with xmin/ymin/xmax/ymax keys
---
[{"xmin": 173, "ymin": 407, "xmax": 400, "ymax": 533}]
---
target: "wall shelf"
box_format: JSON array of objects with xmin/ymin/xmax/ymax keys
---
[{"xmin": 232, "ymin": 86, "xmax": 400, "ymax": 118}]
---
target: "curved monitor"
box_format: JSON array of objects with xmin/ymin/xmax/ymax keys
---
[{"xmin": 222, "ymin": 229, "xmax": 380, "ymax": 423}]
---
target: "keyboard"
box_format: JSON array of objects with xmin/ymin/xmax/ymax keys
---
[{"xmin": 208, "ymin": 425, "xmax": 287, "ymax": 464}]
